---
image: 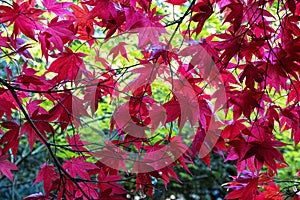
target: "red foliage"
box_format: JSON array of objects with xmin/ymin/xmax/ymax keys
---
[{"xmin": 0, "ymin": 0, "xmax": 299, "ymax": 199}]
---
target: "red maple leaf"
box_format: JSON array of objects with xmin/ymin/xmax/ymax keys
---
[
  {"xmin": 39, "ymin": 17, "xmax": 76, "ymax": 61},
  {"xmin": 34, "ymin": 163, "xmax": 58, "ymax": 197},
  {"xmin": 0, "ymin": 95, "xmax": 17, "ymax": 121},
  {"xmin": 98, "ymin": 169, "xmax": 127, "ymax": 195},
  {"xmin": 220, "ymin": 1, "xmax": 244, "ymax": 32},
  {"xmin": 86, "ymin": 0, "xmax": 117, "ymax": 22},
  {"xmin": 91, "ymin": 140, "xmax": 127, "ymax": 172},
  {"xmin": 47, "ymin": 48, "xmax": 87, "ymax": 83},
  {"xmin": 225, "ymin": 172, "xmax": 259, "ymax": 200},
  {"xmin": 21, "ymin": 101, "xmax": 54, "ymax": 151},
  {"xmin": 109, "ymin": 42, "xmax": 129, "ymax": 61},
  {"xmin": 75, "ymin": 182, "xmax": 98, "ymax": 200},
  {"xmin": 191, "ymin": 127, "xmax": 217, "ymax": 167},
  {"xmin": 23, "ymin": 192, "xmax": 48, "ymax": 200},
  {"xmin": 63, "ymin": 157, "xmax": 98, "ymax": 180},
  {"xmin": 67, "ymin": 134, "xmax": 89, "ymax": 152},
  {"xmin": 134, "ymin": 163, "xmax": 160, "ymax": 197},
  {"xmin": 166, "ymin": 0, "xmax": 188, "ymax": 5},
  {"xmin": 70, "ymin": 4, "xmax": 95, "ymax": 43},
  {"xmin": 257, "ymin": 182, "xmax": 284, "ymax": 200},
  {"xmin": 243, "ymin": 139, "xmax": 286, "ymax": 172},
  {"xmin": 70, "ymin": 4, "xmax": 92, "ymax": 28},
  {"xmin": 287, "ymin": 81, "xmax": 300, "ymax": 104},
  {"xmin": 124, "ymin": 7, "xmax": 167, "ymax": 48},
  {"xmin": 149, "ymin": 104, "xmax": 167, "ymax": 133},
  {"xmin": 0, "ymin": 121, "xmax": 20, "ymax": 157},
  {"xmin": 221, "ymin": 120, "xmax": 247, "ymax": 139},
  {"xmin": 0, "ymin": 1, "xmax": 44, "ymax": 40},
  {"xmin": 191, "ymin": 0, "xmax": 214, "ymax": 35},
  {"xmin": 159, "ymin": 165, "xmax": 181, "ymax": 187},
  {"xmin": 239, "ymin": 63, "xmax": 264, "ymax": 91},
  {"xmin": 163, "ymin": 97, "xmax": 181, "ymax": 123},
  {"xmin": 280, "ymin": 106, "xmax": 300, "ymax": 145},
  {"xmin": 0, "ymin": 153, "xmax": 18, "ymax": 181},
  {"xmin": 0, "ymin": 32, "xmax": 9, "ymax": 49},
  {"xmin": 16, "ymin": 63, "xmax": 53, "ymax": 91},
  {"xmin": 42, "ymin": 0, "xmax": 73, "ymax": 17},
  {"xmin": 228, "ymin": 89, "xmax": 261, "ymax": 120},
  {"xmin": 48, "ymin": 92, "xmax": 90, "ymax": 130}
]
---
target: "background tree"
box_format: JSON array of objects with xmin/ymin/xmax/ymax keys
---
[{"xmin": 0, "ymin": 0, "xmax": 300, "ymax": 199}]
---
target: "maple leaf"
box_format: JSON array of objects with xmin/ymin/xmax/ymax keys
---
[
  {"xmin": 75, "ymin": 182, "xmax": 98, "ymax": 200},
  {"xmin": 168, "ymin": 136, "xmax": 191, "ymax": 160},
  {"xmin": 66, "ymin": 134, "xmax": 89, "ymax": 152},
  {"xmin": 112, "ymin": 101, "xmax": 149, "ymax": 138},
  {"xmin": 176, "ymin": 154, "xmax": 193, "ymax": 174},
  {"xmin": 83, "ymin": 72, "xmax": 117, "ymax": 113},
  {"xmin": 239, "ymin": 63, "xmax": 264, "ymax": 91},
  {"xmin": 34, "ymin": 163, "xmax": 58, "ymax": 197},
  {"xmin": 124, "ymin": 7, "xmax": 167, "ymax": 48},
  {"xmin": 105, "ymin": 10, "xmax": 126, "ymax": 39},
  {"xmin": 98, "ymin": 169, "xmax": 127, "ymax": 195},
  {"xmin": 287, "ymin": 81, "xmax": 300, "ymax": 104},
  {"xmin": 163, "ymin": 87, "xmax": 207, "ymax": 129},
  {"xmin": 123, "ymin": 64, "xmax": 160, "ymax": 94},
  {"xmin": 47, "ymin": 48, "xmax": 87, "ymax": 83},
  {"xmin": 86, "ymin": 0, "xmax": 117, "ymax": 22},
  {"xmin": 166, "ymin": 0, "xmax": 188, "ymax": 5},
  {"xmin": 0, "ymin": 121, "xmax": 20, "ymax": 157},
  {"xmin": 149, "ymin": 104, "xmax": 166, "ymax": 133},
  {"xmin": 243, "ymin": 139, "xmax": 286, "ymax": 172},
  {"xmin": 23, "ymin": 192, "xmax": 48, "ymax": 200},
  {"xmin": 220, "ymin": 1, "xmax": 243, "ymax": 32},
  {"xmin": 134, "ymin": 162, "xmax": 160, "ymax": 197},
  {"xmin": 70, "ymin": 4, "xmax": 93, "ymax": 28},
  {"xmin": 192, "ymin": 127, "xmax": 211, "ymax": 165},
  {"xmin": 108, "ymin": 42, "xmax": 129, "ymax": 61},
  {"xmin": 257, "ymin": 182, "xmax": 284, "ymax": 200},
  {"xmin": 70, "ymin": 4, "xmax": 95, "ymax": 43},
  {"xmin": 48, "ymin": 92, "xmax": 90, "ymax": 130},
  {"xmin": 179, "ymin": 42, "xmax": 213, "ymax": 71},
  {"xmin": 215, "ymin": 33, "xmax": 244, "ymax": 65},
  {"xmin": 0, "ymin": 95, "xmax": 17, "ymax": 121},
  {"xmin": 26, "ymin": 99, "xmax": 47, "ymax": 115},
  {"xmin": 94, "ymin": 48, "xmax": 111, "ymax": 69},
  {"xmin": 228, "ymin": 89, "xmax": 261, "ymax": 120},
  {"xmin": 21, "ymin": 103, "xmax": 54, "ymax": 151},
  {"xmin": 225, "ymin": 172, "xmax": 259, "ymax": 200},
  {"xmin": 0, "ymin": 32, "xmax": 9, "ymax": 49},
  {"xmin": 1, "ymin": 0, "xmax": 300, "ymax": 198},
  {"xmin": 63, "ymin": 157, "xmax": 98, "ymax": 180},
  {"xmin": 265, "ymin": 63, "xmax": 288, "ymax": 92},
  {"xmin": 0, "ymin": 153, "xmax": 18, "ymax": 181},
  {"xmin": 98, "ymin": 188, "xmax": 127, "ymax": 200},
  {"xmin": 56, "ymin": 178, "xmax": 80, "ymax": 200},
  {"xmin": 3, "ymin": 37, "xmax": 34, "ymax": 59},
  {"xmin": 123, "ymin": 134, "xmax": 149, "ymax": 153},
  {"xmin": 163, "ymin": 97, "xmax": 181, "ymax": 123},
  {"xmin": 159, "ymin": 165, "xmax": 181, "ymax": 187},
  {"xmin": 191, "ymin": 0, "xmax": 214, "ymax": 35},
  {"xmin": 221, "ymin": 120, "xmax": 247, "ymax": 139},
  {"xmin": 226, "ymin": 136, "xmax": 250, "ymax": 173},
  {"xmin": 0, "ymin": 1, "xmax": 44, "ymax": 40},
  {"xmin": 280, "ymin": 107, "xmax": 300, "ymax": 145},
  {"xmin": 42, "ymin": 0, "xmax": 73, "ymax": 17},
  {"xmin": 39, "ymin": 17, "xmax": 76, "ymax": 61},
  {"xmin": 16, "ymin": 63, "xmax": 53, "ymax": 91},
  {"xmin": 91, "ymin": 140, "xmax": 127, "ymax": 172}
]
